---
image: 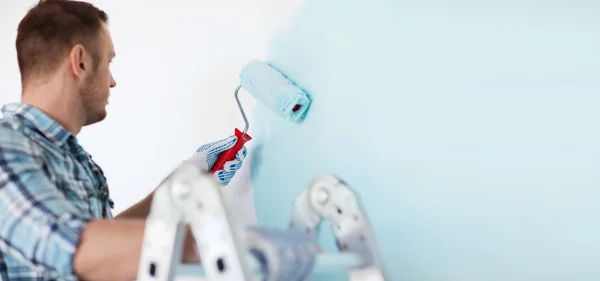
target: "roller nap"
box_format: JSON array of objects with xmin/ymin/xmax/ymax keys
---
[{"xmin": 240, "ymin": 60, "xmax": 312, "ymax": 123}]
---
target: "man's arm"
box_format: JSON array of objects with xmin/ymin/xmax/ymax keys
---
[
  {"xmin": 116, "ymin": 135, "xmax": 248, "ymax": 220},
  {"xmin": 0, "ymin": 132, "xmax": 197, "ymax": 281},
  {"xmin": 73, "ymin": 219, "xmax": 144, "ymax": 280},
  {"xmin": 73, "ymin": 219, "xmax": 199, "ymax": 281}
]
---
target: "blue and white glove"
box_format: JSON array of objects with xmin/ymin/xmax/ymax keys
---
[{"xmin": 190, "ymin": 135, "xmax": 247, "ymax": 186}]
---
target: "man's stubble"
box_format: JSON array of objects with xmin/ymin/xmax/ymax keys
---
[{"xmin": 80, "ymin": 68, "xmax": 108, "ymax": 126}]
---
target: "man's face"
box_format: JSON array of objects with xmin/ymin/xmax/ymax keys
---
[{"xmin": 81, "ymin": 23, "xmax": 116, "ymax": 126}]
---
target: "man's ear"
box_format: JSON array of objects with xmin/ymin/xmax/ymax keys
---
[{"xmin": 69, "ymin": 44, "xmax": 89, "ymax": 80}]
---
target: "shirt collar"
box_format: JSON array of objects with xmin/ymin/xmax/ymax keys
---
[{"xmin": 1, "ymin": 102, "xmax": 73, "ymax": 146}]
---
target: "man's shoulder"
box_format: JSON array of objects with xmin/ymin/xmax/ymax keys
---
[
  {"xmin": 0, "ymin": 117, "xmax": 28, "ymax": 141},
  {"xmin": 0, "ymin": 117, "xmax": 41, "ymax": 156}
]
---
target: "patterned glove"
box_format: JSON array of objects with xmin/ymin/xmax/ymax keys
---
[{"xmin": 188, "ymin": 135, "xmax": 247, "ymax": 186}]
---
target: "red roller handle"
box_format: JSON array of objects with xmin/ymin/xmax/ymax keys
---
[{"xmin": 210, "ymin": 128, "xmax": 252, "ymax": 174}]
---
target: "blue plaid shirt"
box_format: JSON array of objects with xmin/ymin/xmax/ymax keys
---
[{"xmin": 0, "ymin": 103, "xmax": 114, "ymax": 280}]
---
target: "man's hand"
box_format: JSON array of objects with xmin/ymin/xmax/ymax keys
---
[{"xmin": 189, "ymin": 135, "xmax": 247, "ymax": 186}]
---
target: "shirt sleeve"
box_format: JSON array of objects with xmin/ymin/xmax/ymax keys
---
[{"xmin": 0, "ymin": 128, "xmax": 91, "ymax": 280}]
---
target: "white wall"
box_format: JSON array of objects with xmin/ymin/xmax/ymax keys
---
[{"xmin": 0, "ymin": 0, "xmax": 304, "ymax": 217}]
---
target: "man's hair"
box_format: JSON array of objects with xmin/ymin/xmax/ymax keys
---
[{"xmin": 16, "ymin": 0, "xmax": 108, "ymax": 84}]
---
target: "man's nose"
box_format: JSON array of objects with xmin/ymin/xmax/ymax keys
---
[{"xmin": 110, "ymin": 74, "xmax": 117, "ymax": 88}]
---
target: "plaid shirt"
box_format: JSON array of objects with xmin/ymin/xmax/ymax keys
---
[{"xmin": 0, "ymin": 103, "xmax": 114, "ymax": 280}]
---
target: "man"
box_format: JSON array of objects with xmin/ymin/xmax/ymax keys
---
[{"xmin": 0, "ymin": 0, "xmax": 247, "ymax": 280}]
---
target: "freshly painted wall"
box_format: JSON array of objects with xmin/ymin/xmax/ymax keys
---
[{"xmin": 250, "ymin": 1, "xmax": 600, "ymax": 280}]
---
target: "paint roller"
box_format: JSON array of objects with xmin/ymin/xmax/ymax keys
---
[{"xmin": 210, "ymin": 60, "xmax": 312, "ymax": 173}]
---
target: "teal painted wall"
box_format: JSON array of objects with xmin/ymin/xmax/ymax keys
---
[{"xmin": 250, "ymin": 1, "xmax": 600, "ymax": 280}]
